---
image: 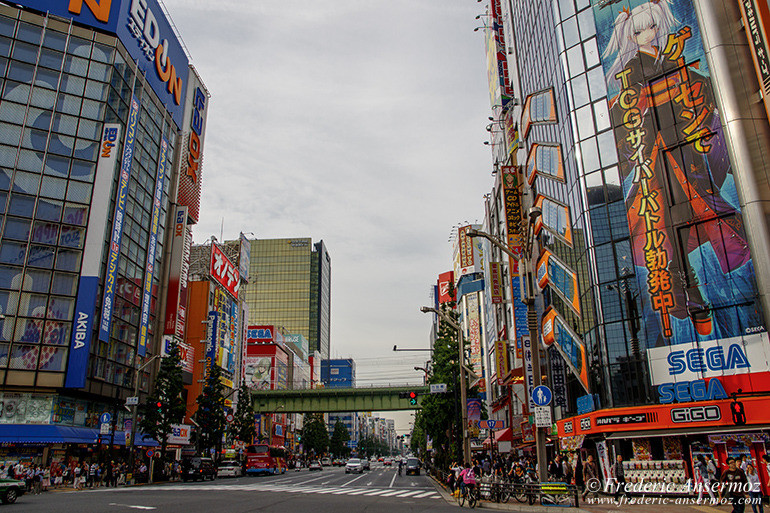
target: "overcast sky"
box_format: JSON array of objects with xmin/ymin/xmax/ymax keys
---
[{"xmin": 164, "ymin": 1, "xmax": 494, "ymax": 429}]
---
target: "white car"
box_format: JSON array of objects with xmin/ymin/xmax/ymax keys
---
[
  {"xmin": 321, "ymin": 457, "xmax": 332, "ymax": 466},
  {"xmin": 345, "ymin": 458, "xmax": 364, "ymax": 474},
  {"xmin": 217, "ymin": 460, "xmax": 243, "ymax": 478}
]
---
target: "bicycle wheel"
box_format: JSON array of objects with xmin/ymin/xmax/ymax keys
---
[
  {"xmin": 459, "ymin": 489, "xmax": 466, "ymax": 507},
  {"xmin": 468, "ymin": 489, "xmax": 478, "ymax": 509},
  {"xmin": 500, "ymin": 488, "xmax": 511, "ymax": 503}
]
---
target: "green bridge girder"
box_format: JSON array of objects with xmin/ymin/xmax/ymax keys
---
[{"xmin": 250, "ymin": 386, "xmax": 431, "ymax": 413}]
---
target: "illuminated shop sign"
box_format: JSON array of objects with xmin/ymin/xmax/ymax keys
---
[
  {"xmin": 536, "ymin": 250, "xmax": 580, "ymax": 315},
  {"xmin": 541, "ymin": 307, "xmax": 589, "ymax": 393},
  {"xmin": 534, "ymin": 195, "xmax": 572, "ymax": 246}
]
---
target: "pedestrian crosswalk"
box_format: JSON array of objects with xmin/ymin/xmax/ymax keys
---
[{"xmin": 127, "ymin": 482, "xmax": 441, "ymax": 500}]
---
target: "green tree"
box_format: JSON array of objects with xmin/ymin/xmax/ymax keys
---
[
  {"xmin": 329, "ymin": 418, "xmax": 351, "ymax": 458},
  {"xmin": 139, "ymin": 341, "xmax": 186, "ymax": 466},
  {"xmin": 195, "ymin": 364, "xmax": 226, "ymax": 459},
  {"xmin": 415, "ymin": 299, "xmax": 462, "ymax": 469},
  {"xmin": 410, "ymin": 423, "xmax": 426, "ymax": 457},
  {"xmin": 301, "ymin": 413, "xmax": 329, "ymax": 456},
  {"xmin": 232, "ymin": 381, "xmax": 255, "ymax": 444},
  {"xmin": 358, "ymin": 435, "xmax": 389, "ymax": 458}
]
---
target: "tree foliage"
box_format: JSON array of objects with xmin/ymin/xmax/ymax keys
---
[
  {"xmin": 329, "ymin": 418, "xmax": 351, "ymax": 458},
  {"xmin": 301, "ymin": 413, "xmax": 329, "ymax": 456},
  {"xmin": 139, "ymin": 342, "xmax": 186, "ymax": 462},
  {"xmin": 232, "ymin": 381, "xmax": 255, "ymax": 444},
  {"xmin": 358, "ymin": 435, "xmax": 390, "ymax": 458},
  {"xmin": 195, "ymin": 364, "xmax": 226, "ymax": 458}
]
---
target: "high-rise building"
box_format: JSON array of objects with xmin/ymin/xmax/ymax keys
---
[
  {"xmin": 475, "ymin": 0, "xmax": 770, "ymax": 489},
  {"xmin": 322, "ymin": 358, "xmax": 357, "ymax": 443},
  {"xmin": 243, "ymin": 238, "xmax": 331, "ymax": 359},
  {"xmin": 0, "ymin": 0, "xmax": 206, "ymax": 450}
]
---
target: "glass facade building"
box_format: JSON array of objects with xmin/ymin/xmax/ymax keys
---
[
  {"xmin": 245, "ymin": 238, "xmax": 331, "ymax": 359},
  {"xmin": 477, "ymin": 0, "xmax": 770, "ymax": 475},
  {"xmin": 0, "ymin": 1, "xmax": 204, "ymax": 443}
]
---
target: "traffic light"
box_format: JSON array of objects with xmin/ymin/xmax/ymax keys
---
[
  {"xmin": 156, "ymin": 401, "xmax": 163, "ymax": 415},
  {"xmin": 409, "ymin": 391, "xmax": 418, "ymax": 406},
  {"xmin": 731, "ymin": 400, "xmax": 746, "ymax": 425}
]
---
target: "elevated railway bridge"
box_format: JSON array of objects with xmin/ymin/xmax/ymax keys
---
[{"xmin": 250, "ymin": 386, "xmax": 431, "ymax": 413}]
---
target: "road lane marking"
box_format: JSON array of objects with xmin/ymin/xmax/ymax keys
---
[
  {"xmin": 414, "ymin": 491, "xmax": 436, "ymax": 498},
  {"xmin": 340, "ymin": 473, "xmax": 367, "ymax": 487},
  {"xmin": 109, "ymin": 504, "xmax": 156, "ymax": 510},
  {"xmin": 397, "ymin": 490, "xmax": 424, "ymax": 497},
  {"xmin": 388, "ymin": 473, "xmax": 397, "ymax": 488}
]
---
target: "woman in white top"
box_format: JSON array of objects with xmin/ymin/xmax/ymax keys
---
[{"xmin": 746, "ymin": 464, "xmax": 764, "ymax": 513}]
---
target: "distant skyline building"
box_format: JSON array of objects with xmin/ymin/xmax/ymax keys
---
[
  {"xmin": 322, "ymin": 358, "xmax": 357, "ymax": 443},
  {"xmin": 242, "ymin": 238, "xmax": 331, "ymax": 359}
]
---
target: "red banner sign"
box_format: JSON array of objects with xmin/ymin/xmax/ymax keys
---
[{"xmin": 210, "ymin": 243, "xmax": 240, "ymax": 298}]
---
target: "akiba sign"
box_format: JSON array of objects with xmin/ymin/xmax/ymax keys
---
[
  {"xmin": 18, "ymin": 0, "xmax": 189, "ymax": 128},
  {"xmin": 648, "ymin": 333, "xmax": 770, "ymax": 402}
]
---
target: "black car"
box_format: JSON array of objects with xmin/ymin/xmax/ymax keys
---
[
  {"xmin": 181, "ymin": 456, "xmax": 217, "ymax": 481},
  {"xmin": 405, "ymin": 457, "xmax": 420, "ymax": 476}
]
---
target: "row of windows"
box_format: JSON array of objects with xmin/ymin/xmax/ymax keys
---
[{"xmin": 0, "ymin": 343, "xmax": 67, "ymax": 371}]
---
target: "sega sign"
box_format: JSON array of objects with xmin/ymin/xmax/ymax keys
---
[
  {"xmin": 247, "ymin": 325, "xmax": 275, "ymax": 344},
  {"xmin": 16, "ymin": 0, "xmax": 189, "ymax": 128},
  {"xmin": 658, "ymin": 378, "xmax": 728, "ymax": 404},
  {"xmin": 648, "ymin": 333, "xmax": 770, "ymax": 387}
]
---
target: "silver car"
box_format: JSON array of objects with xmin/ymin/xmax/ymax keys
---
[
  {"xmin": 217, "ymin": 460, "xmax": 243, "ymax": 478},
  {"xmin": 345, "ymin": 458, "xmax": 364, "ymax": 474}
]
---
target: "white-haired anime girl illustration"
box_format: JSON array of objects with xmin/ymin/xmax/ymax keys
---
[
  {"xmin": 603, "ymin": 0, "xmax": 677, "ymax": 91},
  {"xmin": 596, "ymin": 0, "xmax": 756, "ymax": 345}
]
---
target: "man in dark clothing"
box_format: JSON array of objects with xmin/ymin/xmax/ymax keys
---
[
  {"xmin": 611, "ymin": 454, "xmax": 626, "ymax": 502},
  {"xmin": 721, "ymin": 457, "xmax": 749, "ymax": 513}
]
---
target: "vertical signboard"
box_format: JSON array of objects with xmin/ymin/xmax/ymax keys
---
[
  {"xmin": 205, "ymin": 311, "xmax": 218, "ymax": 378},
  {"xmin": 437, "ymin": 271, "xmax": 456, "ymax": 304},
  {"xmin": 592, "ymin": 0, "xmax": 764, "ymax": 359},
  {"xmin": 65, "ymin": 123, "xmax": 121, "ymax": 388},
  {"xmin": 176, "ymin": 67, "xmax": 209, "ymax": 223},
  {"xmin": 210, "ymin": 243, "xmax": 240, "ymax": 298},
  {"xmin": 501, "ymin": 166, "xmax": 529, "ymax": 349},
  {"xmin": 738, "ymin": 0, "xmax": 770, "ymax": 125},
  {"xmin": 494, "ymin": 339, "xmax": 509, "ymax": 385},
  {"xmin": 137, "ymin": 137, "xmax": 169, "ymax": 356},
  {"xmin": 99, "ymin": 96, "xmax": 140, "ymax": 343},
  {"xmin": 489, "ymin": 262, "xmax": 504, "ymax": 304},
  {"xmin": 522, "ymin": 335, "xmax": 536, "ymax": 412},
  {"xmin": 465, "ymin": 293, "xmax": 485, "ymax": 391},
  {"xmin": 239, "ymin": 233, "xmax": 251, "ymax": 283},
  {"xmin": 164, "ymin": 206, "xmax": 189, "ymax": 337}
]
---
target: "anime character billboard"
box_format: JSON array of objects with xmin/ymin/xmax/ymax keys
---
[{"xmin": 592, "ymin": 0, "xmax": 765, "ymax": 348}]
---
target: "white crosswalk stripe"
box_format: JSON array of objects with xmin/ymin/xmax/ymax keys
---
[{"xmin": 111, "ymin": 483, "xmax": 441, "ymax": 500}]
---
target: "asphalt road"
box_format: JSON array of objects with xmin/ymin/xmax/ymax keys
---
[{"xmin": 6, "ymin": 461, "xmax": 455, "ymax": 513}]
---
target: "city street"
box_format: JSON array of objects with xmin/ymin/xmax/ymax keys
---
[{"xmin": 6, "ymin": 462, "xmax": 450, "ymax": 512}]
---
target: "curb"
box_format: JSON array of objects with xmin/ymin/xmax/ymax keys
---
[{"xmin": 428, "ymin": 474, "xmax": 594, "ymax": 512}]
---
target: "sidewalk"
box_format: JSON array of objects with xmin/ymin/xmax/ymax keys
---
[{"xmin": 427, "ymin": 475, "xmax": 739, "ymax": 512}]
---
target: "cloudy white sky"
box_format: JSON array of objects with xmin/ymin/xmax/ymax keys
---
[{"xmin": 164, "ymin": 1, "xmax": 495, "ymax": 429}]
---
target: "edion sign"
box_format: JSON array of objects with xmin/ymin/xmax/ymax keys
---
[{"xmin": 210, "ymin": 243, "xmax": 239, "ymax": 297}]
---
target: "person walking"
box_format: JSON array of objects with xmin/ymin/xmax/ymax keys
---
[
  {"xmin": 746, "ymin": 464, "xmax": 764, "ymax": 513},
  {"xmin": 611, "ymin": 454, "xmax": 626, "ymax": 503},
  {"xmin": 581, "ymin": 454, "xmax": 599, "ymax": 501},
  {"xmin": 696, "ymin": 455, "xmax": 716, "ymax": 502},
  {"xmin": 721, "ymin": 457, "xmax": 749, "ymax": 513}
]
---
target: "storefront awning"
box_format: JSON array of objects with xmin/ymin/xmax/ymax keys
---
[
  {"xmin": 604, "ymin": 425, "xmax": 770, "ymax": 440},
  {"xmin": 0, "ymin": 425, "xmax": 158, "ymax": 446},
  {"xmin": 495, "ymin": 427, "xmax": 513, "ymax": 442}
]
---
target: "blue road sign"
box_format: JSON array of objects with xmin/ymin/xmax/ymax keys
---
[
  {"xmin": 532, "ymin": 386, "xmax": 552, "ymax": 407},
  {"xmin": 99, "ymin": 412, "xmax": 112, "ymax": 424}
]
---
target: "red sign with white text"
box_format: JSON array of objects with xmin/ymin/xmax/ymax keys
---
[
  {"xmin": 437, "ymin": 271, "xmax": 455, "ymax": 304},
  {"xmin": 210, "ymin": 243, "xmax": 240, "ymax": 298}
]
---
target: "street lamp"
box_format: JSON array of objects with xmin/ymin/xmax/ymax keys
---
[
  {"xmin": 466, "ymin": 206, "xmax": 548, "ymax": 481},
  {"xmin": 127, "ymin": 353, "xmax": 161, "ymax": 483},
  {"xmin": 420, "ymin": 306, "xmax": 471, "ymax": 465},
  {"xmin": 414, "ymin": 366, "xmax": 429, "ymax": 385}
]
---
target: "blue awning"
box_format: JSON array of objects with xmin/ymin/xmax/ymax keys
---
[{"xmin": 0, "ymin": 425, "xmax": 158, "ymax": 446}]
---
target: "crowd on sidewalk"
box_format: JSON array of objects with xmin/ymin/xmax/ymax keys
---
[{"xmin": 0, "ymin": 459, "xmax": 184, "ymax": 493}]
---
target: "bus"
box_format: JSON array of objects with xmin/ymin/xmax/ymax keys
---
[{"xmin": 244, "ymin": 444, "xmax": 287, "ymax": 475}]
